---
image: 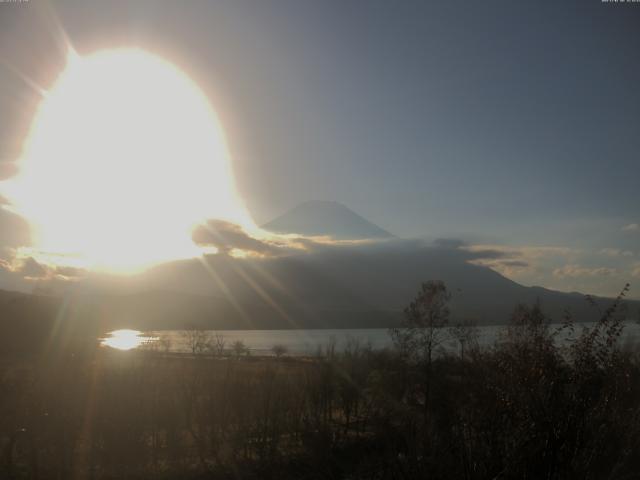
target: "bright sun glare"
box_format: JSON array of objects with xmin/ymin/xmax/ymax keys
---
[
  {"xmin": 3, "ymin": 49, "xmax": 255, "ymax": 272},
  {"xmin": 101, "ymin": 329, "xmax": 156, "ymax": 351}
]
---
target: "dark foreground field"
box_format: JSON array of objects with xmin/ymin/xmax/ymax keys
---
[{"xmin": 1, "ymin": 283, "xmax": 640, "ymax": 479}]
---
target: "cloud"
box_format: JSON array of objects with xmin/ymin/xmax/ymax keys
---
[
  {"xmin": 457, "ymin": 243, "xmax": 640, "ymax": 298},
  {"xmin": 466, "ymin": 244, "xmax": 575, "ymax": 259},
  {"xmin": 192, "ymin": 220, "xmax": 289, "ymax": 257},
  {"xmin": 463, "ymin": 244, "xmax": 575, "ymax": 277},
  {"xmin": 18, "ymin": 257, "xmax": 49, "ymax": 278},
  {"xmin": 0, "ymin": 255, "xmax": 46, "ymax": 277},
  {"xmin": 500, "ymin": 260, "xmax": 529, "ymax": 268},
  {"xmin": 191, "ymin": 220, "xmax": 375, "ymax": 258},
  {"xmin": 469, "ymin": 258, "xmax": 531, "ymax": 278},
  {"xmin": 0, "ymin": 253, "xmax": 86, "ymax": 282},
  {"xmin": 422, "ymin": 241, "xmax": 539, "ymax": 280},
  {"xmin": 622, "ymin": 223, "xmax": 639, "ymax": 232},
  {"xmin": 465, "ymin": 249, "xmax": 508, "ymax": 261},
  {"xmin": 552, "ymin": 265, "xmax": 617, "ymax": 279},
  {"xmin": 55, "ymin": 265, "xmax": 85, "ymax": 278},
  {"xmin": 0, "ymin": 258, "xmax": 13, "ymax": 272},
  {"xmin": 600, "ymin": 248, "xmax": 633, "ymax": 257},
  {"xmin": 463, "ymin": 244, "xmax": 638, "ymax": 298},
  {"xmin": 433, "ymin": 238, "xmax": 467, "ymax": 249},
  {"xmin": 433, "ymin": 239, "xmax": 512, "ymax": 262}
]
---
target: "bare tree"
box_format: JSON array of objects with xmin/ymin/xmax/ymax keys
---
[
  {"xmin": 448, "ymin": 319, "xmax": 480, "ymax": 361},
  {"xmin": 390, "ymin": 280, "xmax": 451, "ymax": 365},
  {"xmin": 212, "ymin": 331, "xmax": 226, "ymax": 357},
  {"xmin": 272, "ymin": 344, "xmax": 288, "ymax": 358},
  {"xmin": 390, "ymin": 280, "xmax": 451, "ymax": 418},
  {"xmin": 182, "ymin": 328, "xmax": 213, "ymax": 356},
  {"xmin": 231, "ymin": 339, "xmax": 248, "ymax": 358}
]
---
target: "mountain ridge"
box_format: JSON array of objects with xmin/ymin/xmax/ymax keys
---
[{"xmin": 263, "ymin": 200, "xmax": 393, "ymax": 240}]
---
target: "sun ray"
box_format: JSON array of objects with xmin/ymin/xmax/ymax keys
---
[
  {"xmin": 198, "ymin": 255, "xmax": 254, "ymax": 329},
  {"xmin": 227, "ymin": 260, "xmax": 299, "ymax": 329},
  {"xmin": 0, "ymin": 61, "xmax": 48, "ymax": 98},
  {"xmin": 240, "ymin": 260, "xmax": 311, "ymax": 329}
]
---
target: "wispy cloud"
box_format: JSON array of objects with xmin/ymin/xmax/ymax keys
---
[
  {"xmin": 465, "ymin": 244, "xmax": 576, "ymax": 259},
  {"xmin": 192, "ymin": 220, "xmax": 287, "ymax": 257},
  {"xmin": 622, "ymin": 223, "xmax": 639, "ymax": 232},
  {"xmin": 600, "ymin": 248, "xmax": 634, "ymax": 257},
  {"xmin": 192, "ymin": 220, "xmax": 381, "ymax": 258},
  {"xmin": 464, "ymin": 244, "xmax": 576, "ymax": 277},
  {"xmin": 459, "ymin": 242, "xmax": 636, "ymax": 298},
  {"xmin": 553, "ymin": 265, "xmax": 617, "ymax": 279},
  {"xmin": 0, "ymin": 253, "xmax": 86, "ymax": 281}
]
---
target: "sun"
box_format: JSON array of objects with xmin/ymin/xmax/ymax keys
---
[{"xmin": 2, "ymin": 49, "xmax": 255, "ymax": 272}]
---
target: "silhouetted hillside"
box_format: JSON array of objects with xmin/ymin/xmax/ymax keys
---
[{"xmin": 1, "ymin": 240, "xmax": 636, "ymax": 341}]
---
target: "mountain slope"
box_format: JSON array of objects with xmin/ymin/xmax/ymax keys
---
[
  {"xmin": 2, "ymin": 241, "xmax": 636, "ymax": 336},
  {"xmin": 63, "ymin": 240, "xmax": 639, "ymax": 329},
  {"xmin": 263, "ymin": 200, "xmax": 393, "ymax": 240}
]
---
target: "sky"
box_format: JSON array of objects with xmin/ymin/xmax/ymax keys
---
[{"xmin": 0, "ymin": 0, "xmax": 639, "ymax": 298}]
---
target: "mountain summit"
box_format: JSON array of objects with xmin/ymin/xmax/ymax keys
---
[{"xmin": 262, "ymin": 200, "xmax": 393, "ymax": 240}]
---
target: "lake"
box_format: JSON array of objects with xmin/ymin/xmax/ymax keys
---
[{"xmin": 101, "ymin": 322, "xmax": 640, "ymax": 356}]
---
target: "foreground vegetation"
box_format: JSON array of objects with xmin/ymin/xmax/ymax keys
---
[{"xmin": 1, "ymin": 282, "xmax": 639, "ymax": 479}]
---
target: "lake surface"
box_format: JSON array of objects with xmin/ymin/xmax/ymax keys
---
[{"xmin": 101, "ymin": 323, "xmax": 640, "ymax": 356}]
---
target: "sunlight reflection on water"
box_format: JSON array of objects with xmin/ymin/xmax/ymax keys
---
[
  {"xmin": 97, "ymin": 323, "xmax": 640, "ymax": 355},
  {"xmin": 101, "ymin": 329, "xmax": 157, "ymax": 351}
]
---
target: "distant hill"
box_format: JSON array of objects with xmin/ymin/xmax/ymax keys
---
[{"xmin": 263, "ymin": 200, "xmax": 393, "ymax": 240}]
